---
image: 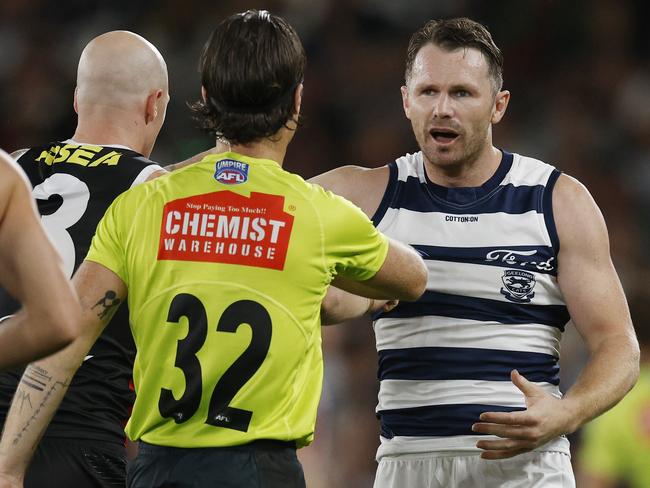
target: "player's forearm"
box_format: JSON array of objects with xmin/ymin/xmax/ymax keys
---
[
  {"xmin": 330, "ymin": 275, "xmax": 396, "ymax": 301},
  {"xmin": 0, "ymin": 305, "xmax": 105, "ymax": 477},
  {"xmin": 0, "ymin": 310, "xmax": 76, "ymax": 371},
  {"xmin": 0, "ymin": 358, "xmax": 77, "ymax": 478},
  {"xmin": 561, "ymin": 332, "xmax": 639, "ymax": 433},
  {"xmin": 321, "ymin": 287, "xmax": 373, "ymax": 325},
  {"xmin": 165, "ymin": 147, "xmax": 217, "ymax": 172},
  {"xmin": 0, "ymin": 198, "xmax": 81, "ymax": 369}
]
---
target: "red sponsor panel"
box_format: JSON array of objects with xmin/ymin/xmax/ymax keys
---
[{"xmin": 157, "ymin": 191, "xmax": 294, "ymax": 270}]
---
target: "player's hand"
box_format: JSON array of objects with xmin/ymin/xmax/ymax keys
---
[
  {"xmin": 368, "ymin": 299, "xmax": 399, "ymax": 314},
  {"xmin": 471, "ymin": 369, "xmax": 574, "ymax": 460}
]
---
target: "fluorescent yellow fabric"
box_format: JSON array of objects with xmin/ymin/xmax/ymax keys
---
[
  {"xmin": 579, "ymin": 367, "xmax": 650, "ymax": 488},
  {"xmin": 86, "ymin": 152, "xmax": 388, "ymax": 448}
]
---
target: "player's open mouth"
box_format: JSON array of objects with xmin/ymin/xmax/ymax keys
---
[{"xmin": 430, "ymin": 129, "xmax": 459, "ymax": 144}]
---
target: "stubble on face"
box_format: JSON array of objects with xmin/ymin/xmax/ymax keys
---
[{"xmin": 417, "ymin": 108, "xmax": 492, "ymax": 172}]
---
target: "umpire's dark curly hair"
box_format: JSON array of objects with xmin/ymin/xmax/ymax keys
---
[{"xmin": 191, "ymin": 10, "xmax": 305, "ymax": 145}]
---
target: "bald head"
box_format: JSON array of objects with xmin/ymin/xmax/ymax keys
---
[{"xmin": 76, "ymin": 31, "xmax": 168, "ymax": 110}]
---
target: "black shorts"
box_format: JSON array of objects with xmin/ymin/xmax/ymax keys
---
[
  {"xmin": 127, "ymin": 440, "xmax": 305, "ymax": 488},
  {"xmin": 25, "ymin": 438, "xmax": 127, "ymax": 488}
]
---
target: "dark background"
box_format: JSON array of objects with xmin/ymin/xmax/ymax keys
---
[{"xmin": 1, "ymin": 1, "xmax": 648, "ymax": 486}]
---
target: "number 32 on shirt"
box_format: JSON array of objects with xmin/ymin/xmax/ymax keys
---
[{"xmin": 159, "ymin": 294, "xmax": 271, "ymax": 432}]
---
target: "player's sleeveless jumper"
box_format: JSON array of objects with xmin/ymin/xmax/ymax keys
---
[
  {"xmin": 0, "ymin": 140, "xmax": 161, "ymax": 444},
  {"xmin": 372, "ymin": 150, "xmax": 571, "ymax": 458}
]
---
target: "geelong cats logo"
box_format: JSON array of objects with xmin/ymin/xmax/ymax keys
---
[{"xmin": 500, "ymin": 269, "xmax": 536, "ymax": 303}]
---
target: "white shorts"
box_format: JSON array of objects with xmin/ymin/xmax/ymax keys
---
[{"xmin": 374, "ymin": 450, "xmax": 575, "ymax": 488}]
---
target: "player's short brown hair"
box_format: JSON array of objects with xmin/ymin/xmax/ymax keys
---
[{"xmin": 405, "ymin": 18, "xmax": 503, "ymax": 92}]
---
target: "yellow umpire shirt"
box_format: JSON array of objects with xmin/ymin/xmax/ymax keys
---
[
  {"xmin": 86, "ymin": 152, "xmax": 389, "ymax": 449},
  {"xmin": 579, "ymin": 366, "xmax": 650, "ymax": 488}
]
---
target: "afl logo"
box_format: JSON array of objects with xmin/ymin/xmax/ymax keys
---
[
  {"xmin": 500, "ymin": 269, "xmax": 536, "ymax": 303},
  {"xmin": 215, "ymin": 159, "xmax": 249, "ymax": 185}
]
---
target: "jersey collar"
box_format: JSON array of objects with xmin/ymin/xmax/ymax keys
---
[
  {"xmin": 200, "ymin": 151, "xmax": 281, "ymax": 168},
  {"xmin": 423, "ymin": 150, "xmax": 513, "ymax": 205},
  {"xmin": 64, "ymin": 138, "xmax": 138, "ymax": 153}
]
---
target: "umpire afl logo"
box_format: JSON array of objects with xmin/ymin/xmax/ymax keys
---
[
  {"xmin": 500, "ymin": 269, "xmax": 536, "ymax": 303},
  {"xmin": 215, "ymin": 159, "xmax": 249, "ymax": 185}
]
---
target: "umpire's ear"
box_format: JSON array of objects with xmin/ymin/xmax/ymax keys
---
[{"xmin": 293, "ymin": 83, "xmax": 303, "ymax": 116}]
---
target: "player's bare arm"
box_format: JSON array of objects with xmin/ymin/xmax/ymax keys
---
[
  {"xmin": 321, "ymin": 287, "xmax": 398, "ymax": 325},
  {"xmin": 145, "ymin": 147, "xmax": 225, "ymax": 182},
  {"xmin": 151, "ymin": 144, "xmax": 276, "ymax": 182},
  {"xmin": 0, "ymin": 261, "xmax": 126, "ymax": 483},
  {"xmin": 144, "ymin": 167, "xmax": 169, "ymax": 182},
  {"xmin": 309, "ymin": 165, "xmax": 389, "ymax": 218},
  {"xmin": 0, "ymin": 152, "xmax": 80, "ymax": 370},
  {"xmin": 164, "ymin": 146, "xmax": 220, "ymax": 172},
  {"xmin": 146, "ymin": 147, "xmax": 223, "ymax": 182},
  {"xmin": 473, "ymin": 174, "xmax": 640, "ymax": 459}
]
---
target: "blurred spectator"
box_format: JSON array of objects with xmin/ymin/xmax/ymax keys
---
[{"xmin": 576, "ymin": 298, "xmax": 650, "ymax": 488}]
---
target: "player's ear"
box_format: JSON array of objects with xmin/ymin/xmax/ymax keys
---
[
  {"xmin": 73, "ymin": 87, "xmax": 79, "ymax": 115},
  {"xmin": 401, "ymin": 85, "xmax": 411, "ymax": 120},
  {"xmin": 145, "ymin": 89, "xmax": 163, "ymax": 124},
  {"xmin": 491, "ymin": 89, "xmax": 510, "ymax": 124}
]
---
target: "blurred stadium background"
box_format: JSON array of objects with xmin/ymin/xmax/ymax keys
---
[{"xmin": 1, "ymin": 0, "xmax": 648, "ymax": 486}]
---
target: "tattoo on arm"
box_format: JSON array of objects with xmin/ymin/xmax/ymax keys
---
[
  {"xmin": 16, "ymin": 388, "xmax": 32, "ymax": 413},
  {"xmin": 91, "ymin": 290, "xmax": 122, "ymax": 319},
  {"xmin": 21, "ymin": 364, "xmax": 51, "ymax": 391},
  {"xmin": 14, "ymin": 365, "xmax": 71, "ymax": 448}
]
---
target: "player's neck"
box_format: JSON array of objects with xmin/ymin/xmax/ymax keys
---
[
  {"xmin": 423, "ymin": 145, "xmax": 502, "ymax": 188},
  {"xmin": 73, "ymin": 113, "xmax": 148, "ymax": 157},
  {"xmin": 215, "ymin": 134, "xmax": 290, "ymax": 167}
]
